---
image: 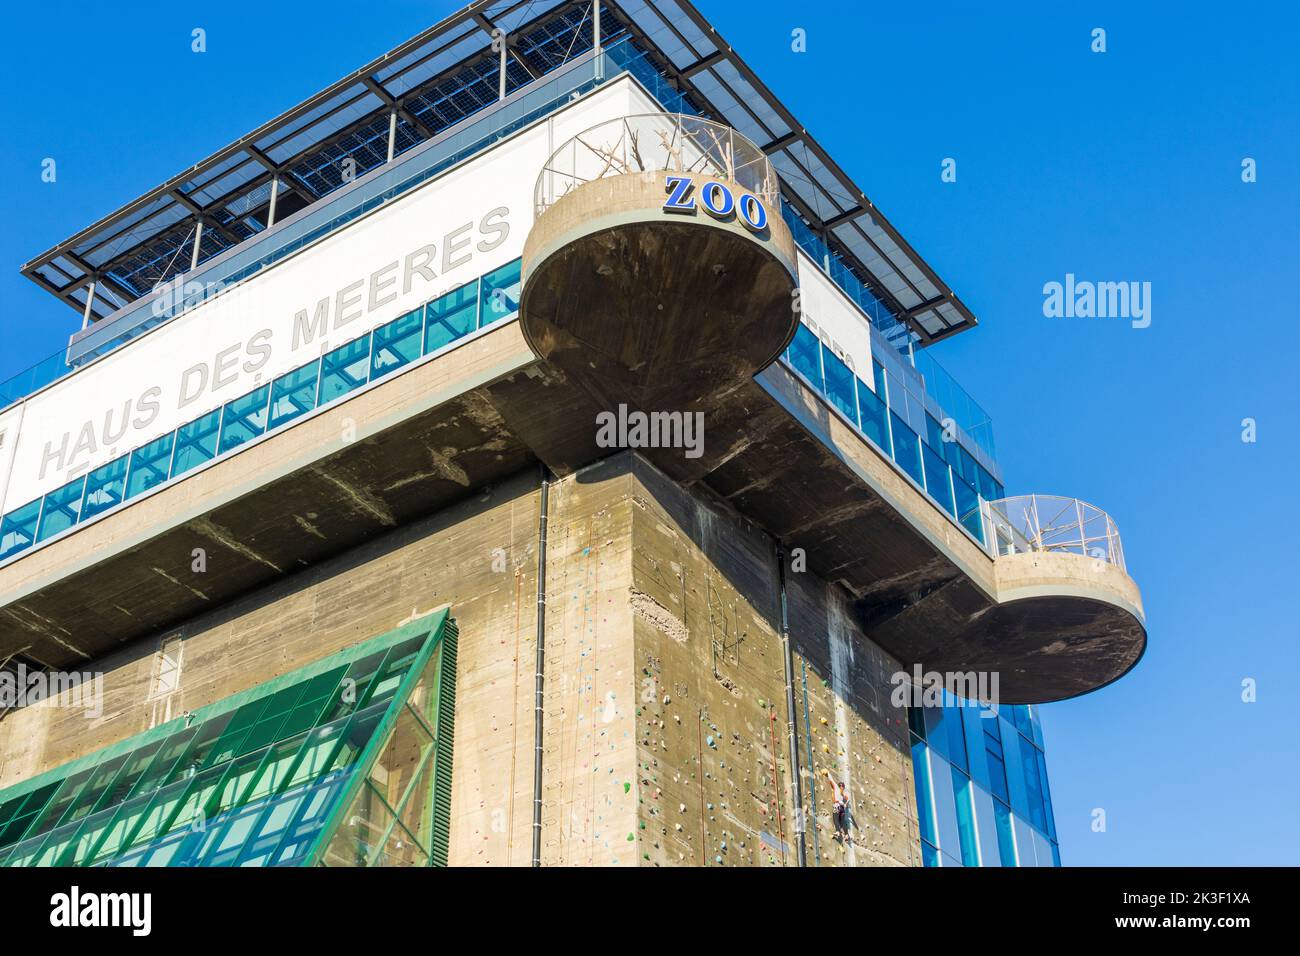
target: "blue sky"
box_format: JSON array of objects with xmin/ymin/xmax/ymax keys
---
[{"xmin": 1, "ymin": 2, "xmax": 1296, "ymax": 865}]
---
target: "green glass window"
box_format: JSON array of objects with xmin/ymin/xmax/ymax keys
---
[
  {"xmin": 218, "ymin": 385, "xmax": 272, "ymax": 455},
  {"xmin": 269, "ymin": 362, "xmax": 320, "ymax": 430},
  {"xmin": 371, "ymin": 309, "xmax": 424, "ymax": 379},
  {"xmin": 170, "ymin": 410, "xmax": 221, "ymax": 479},
  {"xmin": 81, "ymin": 455, "xmax": 130, "ymax": 521},
  {"xmin": 319, "ymin": 336, "xmax": 373, "ymax": 404},
  {"xmin": 125, "ymin": 432, "xmax": 177, "ymax": 498},
  {"xmin": 36, "ymin": 477, "xmax": 86, "ymax": 542},
  {"xmin": 425, "ymin": 283, "xmax": 479, "ymax": 354},
  {"xmin": 0, "ymin": 609, "xmax": 456, "ymax": 868},
  {"xmin": 480, "ymin": 259, "xmax": 521, "ymax": 327}
]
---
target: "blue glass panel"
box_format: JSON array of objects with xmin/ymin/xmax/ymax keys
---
[
  {"xmin": 269, "ymin": 363, "xmax": 320, "ymax": 430},
  {"xmin": 955, "ymin": 475, "xmax": 982, "ymax": 542},
  {"xmin": 1029, "ymin": 705, "xmax": 1045, "ymax": 749},
  {"xmin": 170, "ymin": 411, "xmax": 219, "ymax": 478},
  {"xmin": 1038, "ymin": 749, "xmax": 1057, "ymax": 841},
  {"xmin": 480, "ymin": 259, "xmax": 521, "ymax": 326},
  {"xmin": 856, "ymin": 377, "xmax": 889, "ymax": 452},
  {"xmin": 921, "ymin": 840, "xmax": 940, "ymax": 867},
  {"xmin": 993, "ymin": 798, "xmax": 1018, "ymax": 866},
  {"xmin": 82, "ymin": 455, "xmax": 130, "ymax": 521},
  {"xmin": 922, "ymin": 705, "xmax": 948, "ymax": 761},
  {"xmin": 821, "ymin": 346, "xmax": 857, "ymax": 424},
  {"xmin": 1051, "ymin": 842, "xmax": 1061, "ymax": 867},
  {"xmin": 985, "ymin": 750, "xmax": 1009, "ymax": 804},
  {"xmin": 36, "ymin": 477, "xmax": 87, "ymax": 542},
  {"xmin": 962, "ymin": 706, "xmax": 991, "ymax": 792},
  {"xmin": 852, "ymin": 379, "xmax": 883, "ymax": 455},
  {"xmin": 911, "ymin": 739, "xmax": 936, "ymax": 846},
  {"xmin": 319, "ymin": 336, "xmax": 372, "ymax": 404},
  {"xmin": 944, "ymin": 699, "xmax": 969, "ymax": 773},
  {"xmin": 890, "ymin": 412, "xmax": 923, "ymax": 485},
  {"xmin": 956, "ymin": 443, "xmax": 979, "ymax": 486},
  {"xmin": 925, "ymin": 414, "xmax": 946, "ymax": 451},
  {"xmin": 218, "ymin": 385, "xmax": 272, "ymax": 455},
  {"xmin": 424, "ymin": 284, "xmax": 479, "ymax": 354},
  {"xmin": 977, "ymin": 464, "xmax": 1002, "ymax": 502},
  {"xmin": 953, "ymin": 772, "xmax": 981, "ymax": 866},
  {"xmin": 371, "ymin": 310, "xmax": 423, "ymax": 379},
  {"xmin": 0, "ymin": 500, "xmax": 41, "ymax": 560},
  {"xmin": 923, "ymin": 444, "xmax": 955, "ymax": 516},
  {"xmin": 1013, "ymin": 704, "xmax": 1034, "ymax": 739},
  {"xmin": 126, "ymin": 433, "xmax": 177, "ymax": 497},
  {"xmin": 1019, "ymin": 735, "xmax": 1047, "ymax": 834},
  {"xmin": 787, "ymin": 323, "xmax": 822, "ymax": 389}
]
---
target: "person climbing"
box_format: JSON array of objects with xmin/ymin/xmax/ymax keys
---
[{"xmin": 825, "ymin": 769, "xmax": 849, "ymax": 840}]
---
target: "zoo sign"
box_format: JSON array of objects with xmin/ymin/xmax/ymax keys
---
[{"xmin": 663, "ymin": 175, "xmax": 769, "ymax": 233}]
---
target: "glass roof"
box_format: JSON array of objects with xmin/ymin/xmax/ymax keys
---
[
  {"xmin": 0, "ymin": 609, "xmax": 456, "ymax": 868},
  {"xmin": 21, "ymin": 0, "xmax": 975, "ymax": 343}
]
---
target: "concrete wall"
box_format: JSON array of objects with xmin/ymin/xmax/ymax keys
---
[{"xmin": 0, "ymin": 453, "xmax": 919, "ymax": 867}]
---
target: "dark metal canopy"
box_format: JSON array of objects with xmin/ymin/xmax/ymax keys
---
[{"xmin": 20, "ymin": 0, "xmax": 975, "ymax": 343}]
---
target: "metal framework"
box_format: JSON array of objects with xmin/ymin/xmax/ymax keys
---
[
  {"xmin": 982, "ymin": 495, "xmax": 1126, "ymax": 571},
  {"xmin": 20, "ymin": 0, "xmax": 977, "ymax": 344}
]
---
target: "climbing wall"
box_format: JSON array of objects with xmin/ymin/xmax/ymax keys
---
[
  {"xmin": 626, "ymin": 460, "xmax": 796, "ymax": 866},
  {"xmin": 623, "ymin": 455, "xmax": 918, "ymax": 867},
  {"xmin": 537, "ymin": 458, "xmax": 640, "ymax": 865},
  {"xmin": 786, "ymin": 573, "xmax": 919, "ymax": 867},
  {"xmin": 0, "ymin": 451, "xmax": 919, "ymax": 869}
]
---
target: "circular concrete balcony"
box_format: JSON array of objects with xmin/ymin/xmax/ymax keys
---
[
  {"xmin": 960, "ymin": 496, "xmax": 1146, "ymax": 702},
  {"xmin": 520, "ymin": 114, "xmax": 798, "ymax": 414}
]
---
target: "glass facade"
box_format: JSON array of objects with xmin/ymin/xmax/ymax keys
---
[
  {"xmin": 0, "ymin": 610, "xmax": 456, "ymax": 867},
  {"xmin": 909, "ymin": 692, "xmax": 1059, "ymax": 867},
  {"xmin": 781, "ymin": 321, "xmax": 1005, "ymax": 547},
  {"xmin": 0, "ymin": 259, "xmax": 523, "ymax": 565}
]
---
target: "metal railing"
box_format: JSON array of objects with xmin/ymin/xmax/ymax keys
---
[
  {"xmin": 976, "ymin": 495, "xmax": 1126, "ymax": 571},
  {"xmin": 535, "ymin": 112, "xmax": 778, "ymax": 217}
]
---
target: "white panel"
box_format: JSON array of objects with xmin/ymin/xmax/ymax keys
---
[
  {"xmin": 1031, "ymin": 827, "xmax": 1053, "ymax": 868},
  {"xmin": 795, "ymin": 250, "xmax": 876, "ymax": 387},
  {"xmin": 2, "ymin": 78, "xmax": 656, "ymax": 515},
  {"xmin": 972, "ymin": 785, "xmax": 1001, "ymax": 867},
  {"xmin": 929, "ymin": 752, "xmax": 962, "ymax": 865},
  {"xmin": 1013, "ymin": 815, "xmax": 1036, "ymax": 867},
  {"xmin": 0, "ymin": 404, "xmax": 25, "ymax": 509}
]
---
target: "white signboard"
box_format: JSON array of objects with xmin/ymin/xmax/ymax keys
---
[{"xmin": 2, "ymin": 78, "xmax": 656, "ymax": 514}]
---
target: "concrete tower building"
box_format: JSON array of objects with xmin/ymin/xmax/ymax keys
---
[{"xmin": 0, "ymin": 1, "xmax": 1144, "ymax": 867}]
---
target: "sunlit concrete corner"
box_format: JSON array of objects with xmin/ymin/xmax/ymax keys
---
[{"xmin": 0, "ymin": 0, "xmax": 1143, "ymax": 868}]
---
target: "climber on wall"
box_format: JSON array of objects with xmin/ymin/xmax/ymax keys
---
[{"xmin": 825, "ymin": 770, "xmax": 850, "ymax": 840}]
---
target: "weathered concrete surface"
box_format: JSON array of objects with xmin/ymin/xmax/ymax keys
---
[
  {"xmin": 0, "ymin": 187, "xmax": 1143, "ymax": 702},
  {"xmin": 0, "ymin": 325, "xmax": 541, "ymax": 669},
  {"xmin": 623, "ymin": 456, "xmax": 915, "ymax": 866},
  {"xmin": 0, "ymin": 468, "xmax": 546, "ymax": 869},
  {"xmin": 0, "ymin": 452, "xmax": 919, "ymax": 867},
  {"xmin": 521, "ymin": 170, "xmax": 797, "ymax": 412}
]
